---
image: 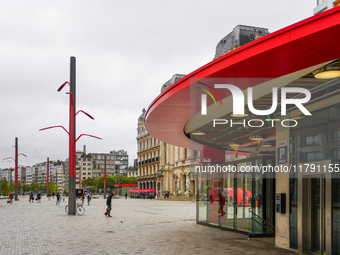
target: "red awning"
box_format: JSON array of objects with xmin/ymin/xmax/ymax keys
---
[{"xmin": 114, "ymin": 184, "xmax": 138, "ymax": 187}]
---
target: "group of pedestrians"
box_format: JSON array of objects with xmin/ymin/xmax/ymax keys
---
[
  {"xmin": 80, "ymin": 192, "xmax": 92, "ymax": 206},
  {"xmin": 28, "ymin": 191, "xmax": 42, "ymax": 203}
]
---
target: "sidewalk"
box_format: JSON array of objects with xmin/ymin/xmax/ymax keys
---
[{"xmin": 0, "ymin": 196, "xmax": 295, "ymax": 255}]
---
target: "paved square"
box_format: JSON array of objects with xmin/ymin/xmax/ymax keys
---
[{"xmin": 0, "ymin": 196, "xmax": 295, "ymax": 254}]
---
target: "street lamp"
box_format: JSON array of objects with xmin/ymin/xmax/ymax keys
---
[
  {"xmin": 39, "ymin": 56, "xmax": 101, "ymax": 215},
  {"xmin": 3, "ymin": 138, "xmax": 27, "ymax": 201}
]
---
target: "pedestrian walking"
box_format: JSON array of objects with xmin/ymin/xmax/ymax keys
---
[
  {"xmin": 52, "ymin": 192, "xmax": 55, "ymax": 199},
  {"xmin": 48, "ymin": 193, "xmax": 51, "ymax": 201},
  {"xmin": 37, "ymin": 192, "xmax": 41, "ymax": 203},
  {"xmin": 56, "ymin": 192, "xmax": 60, "ymax": 205},
  {"xmin": 125, "ymin": 193, "xmax": 127, "ymax": 199},
  {"xmin": 104, "ymin": 192, "xmax": 113, "ymax": 217},
  {"xmin": 87, "ymin": 192, "xmax": 91, "ymax": 206},
  {"xmin": 9, "ymin": 192, "xmax": 14, "ymax": 204},
  {"xmin": 29, "ymin": 191, "xmax": 34, "ymax": 203}
]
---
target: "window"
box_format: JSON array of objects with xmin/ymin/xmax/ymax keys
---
[
  {"xmin": 333, "ymin": 131, "xmax": 340, "ymax": 142},
  {"xmin": 305, "ymin": 135, "xmax": 320, "ymax": 146}
]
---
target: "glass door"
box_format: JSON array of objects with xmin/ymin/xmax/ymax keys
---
[{"xmin": 311, "ymin": 177, "xmax": 325, "ymax": 254}]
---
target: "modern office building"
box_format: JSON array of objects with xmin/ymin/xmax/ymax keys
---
[
  {"xmin": 145, "ymin": 7, "xmax": 340, "ymax": 254},
  {"xmin": 110, "ymin": 150, "xmax": 129, "ymax": 175}
]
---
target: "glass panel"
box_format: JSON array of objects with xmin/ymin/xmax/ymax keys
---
[
  {"xmin": 197, "ymin": 170, "xmax": 208, "ymax": 223},
  {"xmin": 332, "ymin": 174, "xmax": 340, "ymax": 254},
  {"xmin": 289, "ymin": 176, "xmax": 298, "ymax": 249},
  {"xmin": 236, "ymin": 161, "xmax": 252, "ymax": 232},
  {"xmin": 221, "ymin": 169, "xmax": 234, "ymax": 230},
  {"xmin": 311, "ymin": 178, "xmax": 320, "ymax": 253},
  {"xmin": 208, "ymin": 170, "xmax": 220, "ymax": 226}
]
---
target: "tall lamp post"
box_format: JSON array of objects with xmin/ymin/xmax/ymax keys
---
[
  {"xmin": 104, "ymin": 155, "xmax": 107, "ymax": 199},
  {"xmin": 3, "ymin": 137, "xmax": 27, "ymax": 201},
  {"xmin": 39, "ymin": 56, "xmax": 101, "ymax": 215},
  {"xmin": 47, "ymin": 158, "xmax": 49, "ymax": 192}
]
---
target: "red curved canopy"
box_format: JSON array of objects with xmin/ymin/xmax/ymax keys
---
[{"xmin": 145, "ymin": 7, "xmax": 340, "ymax": 149}]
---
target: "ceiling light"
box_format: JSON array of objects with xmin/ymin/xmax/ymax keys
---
[
  {"xmin": 229, "ymin": 142, "xmax": 240, "ymax": 158},
  {"xmin": 229, "ymin": 142, "xmax": 240, "ymax": 149},
  {"xmin": 262, "ymin": 142, "xmax": 272, "ymax": 147},
  {"xmin": 249, "ymin": 135, "xmax": 263, "ymax": 141},
  {"xmin": 292, "ymin": 116, "xmax": 303, "ymax": 120},
  {"xmin": 313, "ymin": 65, "xmax": 340, "ymax": 79},
  {"xmin": 231, "ymin": 113, "xmax": 249, "ymax": 117},
  {"xmin": 191, "ymin": 130, "xmax": 205, "ymax": 135}
]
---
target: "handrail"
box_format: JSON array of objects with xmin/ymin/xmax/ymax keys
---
[
  {"xmin": 251, "ymin": 218, "xmax": 274, "ymax": 233},
  {"xmin": 249, "ymin": 209, "xmax": 275, "ymax": 230}
]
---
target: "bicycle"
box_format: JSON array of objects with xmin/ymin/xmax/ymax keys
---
[{"xmin": 65, "ymin": 202, "xmax": 85, "ymax": 215}]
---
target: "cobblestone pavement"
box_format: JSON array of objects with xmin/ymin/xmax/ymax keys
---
[{"xmin": 0, "ymin": 196, "xmax": 296, "ymax": 255}]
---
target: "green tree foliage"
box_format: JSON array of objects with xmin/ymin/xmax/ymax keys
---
[
  {"xmin": 48, "ymin": 183, "xmax": 59, "ymax": 194},
  {"xmin": 9, "ymin": 180, "xmax": 14, "ymax": 192},
  {"xmin": 81, "ymin": 178, "xmax": 96, "ymax": 188},
  {"xmin": 30, "ymin": 182, "xmax": 37, "ymax": 192},
  {"xmin": 91, "ymin": 175, "xmax": 137, "ymax": 189},
  {"xmin": 1, "ymin": 178, "xmax": 9, "ymax": 196},
  {"xmin": 23, "ymin": 184, "xmax": 30, "ymax": 193}
]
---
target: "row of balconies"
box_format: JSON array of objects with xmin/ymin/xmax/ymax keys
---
[{"xmin": 138, "ymin": 157, "xmax": 159, "ymax": 166}]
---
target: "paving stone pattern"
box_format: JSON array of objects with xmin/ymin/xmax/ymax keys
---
[{"xmin": 0, "ymin": 196, "xmax": 296, "ymax": 255}]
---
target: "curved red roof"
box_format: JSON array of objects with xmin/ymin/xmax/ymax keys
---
[{"xmin": 145, "ymin": 7, "xmax": 340, "ymax": 149}]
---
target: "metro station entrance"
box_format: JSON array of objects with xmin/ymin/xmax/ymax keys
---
[{"xmin": 197, "ymin": 156, "xmax": 275, "ymax": 237}]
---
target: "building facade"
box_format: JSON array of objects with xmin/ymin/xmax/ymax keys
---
[
  {"xmin": 74, "ymin": 147, "xmax": 129, "ymax": 188},
  {"xmin": 137, "ymin": 108, "xmax": 198, "ymax": 196}
]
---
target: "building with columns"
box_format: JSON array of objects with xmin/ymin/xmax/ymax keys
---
[{"xmin": 137, "ymin": 107, "xmax": 199, "ymax": 196}]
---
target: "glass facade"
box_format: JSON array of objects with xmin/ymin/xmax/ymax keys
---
[
  {"xmin": 197, "ymin": 156, "xmax": 275, "ymax": 236},
  {"xmin": 290, "ymin": 104, "xmax": 340, "ymax": 253}
]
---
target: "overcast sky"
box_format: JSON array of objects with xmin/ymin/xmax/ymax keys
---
[{"xmin": 0, "ymin": 0, "xmax": 316, "ymax": 168}]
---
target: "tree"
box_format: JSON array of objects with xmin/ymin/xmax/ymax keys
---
[
  {"xmin": 23, "ymin": 184, "xmax": 30, "ymax": 193},
  {"xmin": 30, "ymin": 182, "xmax": 37, "ymax": 192},
  {"xmin": 9, "ymin": 180, "xmax": 14, "ymax": 193},
  {"xmin": 1, "ymin": 178, "xmax": 9, "ymax": 196}
]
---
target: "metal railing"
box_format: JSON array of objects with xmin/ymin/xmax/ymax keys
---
[{"xmin": 249, "ymin": 209, "xmax": 275, "ymax": 233}]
